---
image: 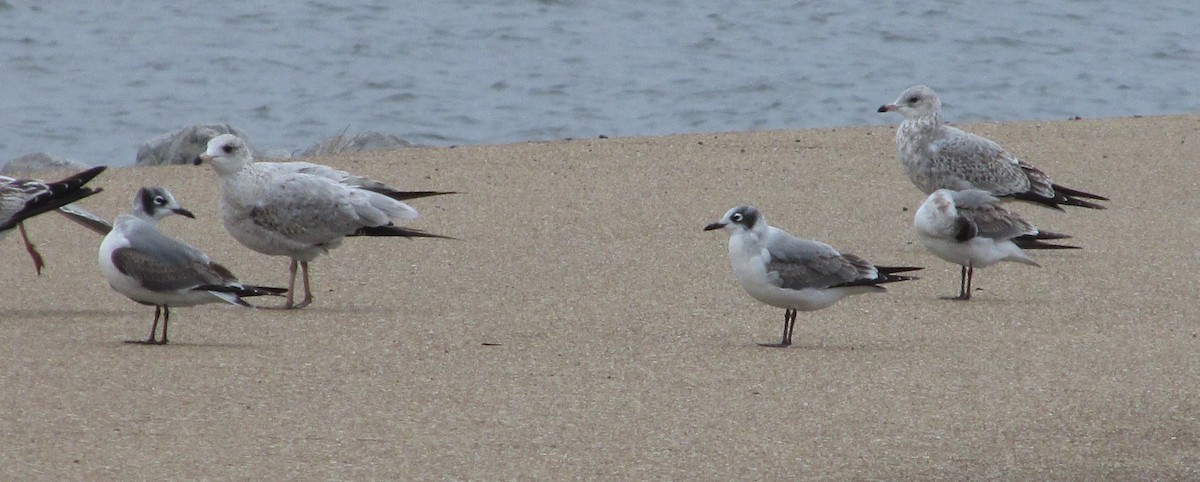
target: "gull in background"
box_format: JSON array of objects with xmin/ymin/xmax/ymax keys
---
[
  {"xmin": 195, "ymin": 134, "xmax": 453, "ymax": 309},
  {"xmin": 1, "ymin": 166, "xmax": 107, "ymax": 274},
  {"xmin": 879, "ymin": 84, "xmax": 1108, "ymax": 210},
  {"xmin": 914, "ymin": 189, "xmax": 1080, "ymax": 300},
  {"xmin": 705, "ymin": 205, "xmax": 921, "ymax": 347},
  {"xmin": 100, "ymin": 187, "xmax": 286, "ymax": 344}
]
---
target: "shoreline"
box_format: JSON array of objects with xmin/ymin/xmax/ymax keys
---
[{"xmin": 2, "ymin": 114, "xmax": 1198, "ymax": 479}]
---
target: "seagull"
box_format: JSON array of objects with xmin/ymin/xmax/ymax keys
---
[
  {"xmin": 878, "ymin": 85, "xmax": 1108, "ymax": 210},
  {"xmin": 194, "ymin": 134, "xmax": 452, "ymax": 309},
  {"xmin": 99, "ymin": 187, "xmax": 287, "ymax": 344},
  {"xmin": 1, "ymin": 166, "xmax": 107, "ymax": 274},
  {"xmin": 914, "ymin": 189, "xmax": 1080, "ymax": 300},
  {"xmin": 705, "ymin": 205, "xmax": 921, "ymax": 347}
]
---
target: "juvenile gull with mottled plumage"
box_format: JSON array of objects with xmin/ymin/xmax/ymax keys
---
[
  {"xmin": 879, "ymin": 85, "xmax": 1108, "ymax": 210},
  {"xmin": 195, "ymin": 134, "xmax": 453, "ymax": 309}
]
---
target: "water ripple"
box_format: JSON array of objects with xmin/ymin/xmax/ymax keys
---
[{"xmin": 0, "ymin": 0, "xmax": 1198, "ymax": 166}]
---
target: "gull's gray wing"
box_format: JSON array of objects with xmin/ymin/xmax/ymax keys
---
[
  {"xmin": 764, "ymin": 236, "xmax": 873, "ymax": 290},
  {"xmin": 269, "ymin": 161, "xmax": 447, "ymax": 203},
  {"xmin": 112, "ymin": 224, "xmax": 234, "ymax": 292},
  {"xmin": 246, "ymin": 173, "xmax": 384, "ymax": 246},
  {"xmin": 950, "ymin": 189, "xmax": 1038, "ymax": 241},
  {"xmin": 928, "ymin": 125, "xmax": 1037, "ymax": 197},
  {"xmin": 267, "ymin": 161, "xmax": 358, "ymax": 186},
  {"xmin": 56, "ymin": 204, "xmax": 113, "ymax": 235}
]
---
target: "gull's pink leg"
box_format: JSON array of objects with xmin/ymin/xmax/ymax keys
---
[{"xmin": 18, "ymin": 223, "xmax": 45, "ymax": 275}]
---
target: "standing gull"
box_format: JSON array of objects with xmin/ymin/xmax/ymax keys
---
[
  {"xmin": 914, "ymin": 189, "xmax": 1079, "ymax": 300},
  {"xmin": 100, "ymin": 187, "xmax": 286, "ymax": 344},
  {"xmin": 705, "ymin": 205, "xmax": 921, "ymax": 347},
  {"xmin": 195, "ymin": 134, "xmax": 452, "ymax": 309},
  {"xmin": 1, "ymin": 166, "xmax": 107, "ymax": 274},
  {"xmin": 878, "ymin": 85, "xmax": 1108, "ymax": 210}
]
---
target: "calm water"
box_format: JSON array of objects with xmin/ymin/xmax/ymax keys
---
[{"xmin": 1, "ymin": 1, "xmax": 1197, "ymax": 166}]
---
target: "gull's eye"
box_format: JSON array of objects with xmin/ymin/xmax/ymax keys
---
[
  {"xmin": 730, "ymin": 212, "xmax": 743, "ymax": 222},
  {"xmin": 907, "ymin": 95, "xmax": 920, "ymax": 104},
  {"xmin": 222, "ymin": 143, "xmax": 235, "ymax": 154},
  {"xmin": 153, "ymin": 195, "xmax": 167, "ymax": 205}
]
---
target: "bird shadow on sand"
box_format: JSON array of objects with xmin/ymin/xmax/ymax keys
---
[
  {"xmin": 114, "ymin": 340, "xmax": 258, "ymax": 349},
  {"xmin": 720, "ymin": 339, "xmax": 912, "ymax": 353}
]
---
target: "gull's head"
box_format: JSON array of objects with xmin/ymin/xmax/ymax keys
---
[
  {"xmin": 194, "ymin": 134, "xmax": 252, "ymax": 175},
  {"xmin": 133, "ymin": 186, "xmax": 195, "ymax": 221},
  {"xmin": 878, "ymin": 84, "xmax": 941, "ymax": 119},
  {"xmin": 914, "ymin": 190, "xmax": 965, "ymax": 229},
  {"xmin": 928, "ymin": 189, "xmax": 957, "ymax": 215},
  {"xmin": 704, "ymin": 205, "xmax": 763, "ymax": 234}
]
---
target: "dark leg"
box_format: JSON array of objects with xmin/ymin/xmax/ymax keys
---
[
  {"xmin": 784, "ymin": 309, "xmax": 797, "ymax": 346},
  {"xmin": 959, "ymin": 265, "xmax": 968, "ymax": 298},
  {"xmin": 758, "ymin": 309, "xmax": 797, "ymax": 348},
  {"xmin": 127, "ymin": 306, "xmax": 162, "ymax": 344},
  {"xmin": 963, "ymin": 263, "xmax": 975, "ymax": 300},
  {"xmin": 942, "ymin": 265, "xmax": 972, "ymax": 301},
  {"xmin": 18, "ymin": 223, "xmax": 45, "ymax": 275}
]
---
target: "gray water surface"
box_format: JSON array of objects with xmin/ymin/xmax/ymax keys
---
[{"xmin": 2, "ymin": 1, "xmax": 1197, "ymax": 166}]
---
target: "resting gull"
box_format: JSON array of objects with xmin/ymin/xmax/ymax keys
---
[
  {"xmin": 705, "ymin": 205, "xmax": 921, "ymax": 347},
  {"xmin": 913, "ymin": 189, "xmax": 1079, "ymax": 300},
  {"xmin": 195, "ymin": 134, "xmax": 452, "ymax": 309},
  {"xmin": 100, "ymin": 187, "xmax": 286, "ymax": 344},
  {"xmin": 879, "ymin": 85, "xmax": 1108, "ymax": 210}
]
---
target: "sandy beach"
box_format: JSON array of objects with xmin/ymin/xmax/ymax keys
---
[{"xmin": 2, "ymin": 115, "xmax": 1198, "ymax": 479}]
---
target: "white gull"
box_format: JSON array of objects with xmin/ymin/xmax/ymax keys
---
[
  {"xmin": 914, "ymin": 189, "xmax": 1079, "ymax": 300},
  {"xmin": 705, "ymin": 205, "xmax": 921, "ymax": 347},
  {"xmin": 100, "ymin": 187, "xmax": 286, "ymax": 344}
]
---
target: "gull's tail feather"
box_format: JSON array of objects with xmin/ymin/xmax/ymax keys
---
[
  {"xmin": 352, "ymin": 224, "xmax": 456, "ymax": 239},
  {"xmin": 1016, "ymin": 184, "xmax": 1107, "ymax": 211},
  {"xmin": 56, "ymin": 204, "xmax": 113, "ymax": 235},
  {"xmin": 242, "ymin": 285, "xmax": 289, "ymax": 296},
  {"xmin": 197, "ymin": 284, "xmax": 289, "ymax": 303},
  {"xmin": 1053, "ymin": 183, "xmax": 1109, "ymax": 201},
  {"xmin": 1013, "ymin": 229, "xmax": 1080, "ymax": 250},
  {"xmin": 834, "ymin": 266, "xmax": 922, "ymax": 289},
  {"xmin": 874, "ymin": 265, "xmax": 923, "ymax": 284},
  {"xmin": 366, "ymin": 189, "xmax": 456, "ymax": 202}
]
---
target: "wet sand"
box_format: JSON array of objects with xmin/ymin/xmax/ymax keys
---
[{"xmin": 2, "ymin": 115, "xmax": 1198, "ymax": 479}]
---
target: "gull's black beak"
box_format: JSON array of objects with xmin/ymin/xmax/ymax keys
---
[
  {"xmin": 174, "ymin": 208, "xmax": 196, "ymax": 219},
  {"xmin": 877, "ymin": 104, "xmax": 896, "ymax": 113},
  {"xmin": 703, "ymin": 222, "xmax": 725, "ymax": 231},
  {"xmin": 192, "ymin": 155, "xmax": 204, "ymax": 166}
]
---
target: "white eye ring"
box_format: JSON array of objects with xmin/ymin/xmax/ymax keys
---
[
  {"xmin": 730, "ymin": 213, "xmax": 743, "ymax": 222},
  {"xmin": 154, "ymin": 196, "xmax": 167, "ymax": 205}
]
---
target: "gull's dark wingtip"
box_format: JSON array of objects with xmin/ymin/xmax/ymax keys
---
[
  {"xmin": 353, "ymin": 224, "xmax": 457, "ymax": 240},
  {"xmin": 1017, "ymin": 185, "xmax": 1108, "ymax": 210}
]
